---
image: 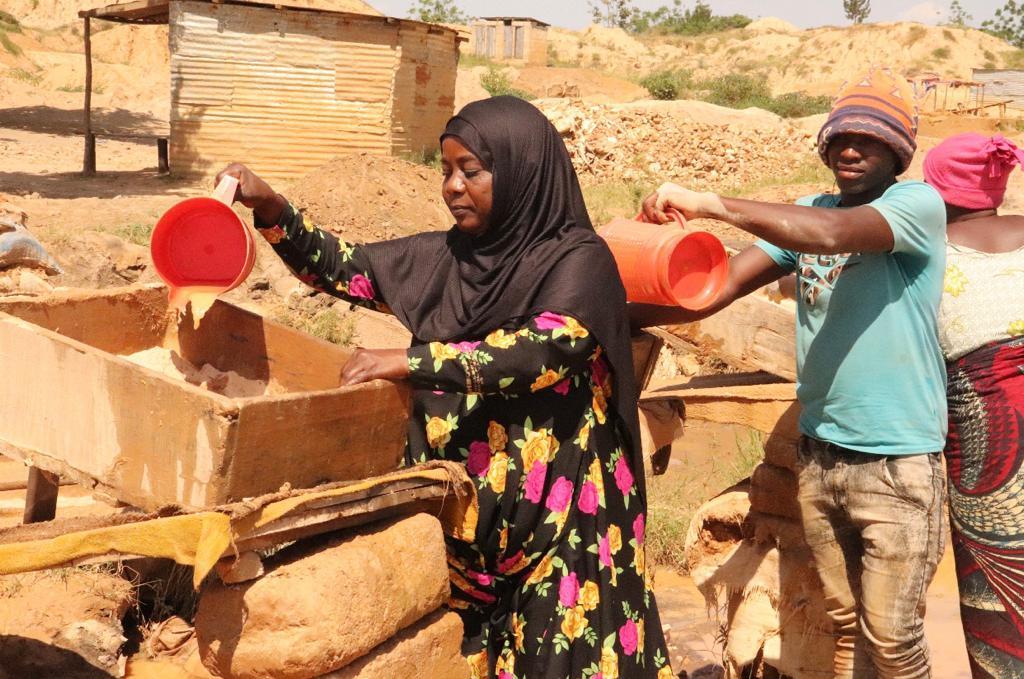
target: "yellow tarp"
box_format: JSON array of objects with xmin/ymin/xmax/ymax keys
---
[{"xmin": 0, "ymin": 464, "xmax": 477, "ymax": 587}]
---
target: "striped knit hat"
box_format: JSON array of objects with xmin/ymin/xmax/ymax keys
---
[{"xmin": 817, "ymin": 68, "xmax": 919, "ymax": 174}]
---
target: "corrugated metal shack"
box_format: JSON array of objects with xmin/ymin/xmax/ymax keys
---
[
  {"xmin": 973, "ymin": 69, "xmax": 1024, "ymax": 110},
  {"xmin": 79, "ymin": 0, "xmax": 463, "ymax": 179},
  {"xmin": 471, "ymin": 17, "xmax": 549, "ymax": 66}
]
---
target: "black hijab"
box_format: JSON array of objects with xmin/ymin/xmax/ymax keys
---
[{"xmin": 363, "ymin": 96, "xmax": 643, "ymax": 483}]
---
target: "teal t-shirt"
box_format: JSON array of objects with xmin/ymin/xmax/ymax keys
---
[{"xmin": 755, "ymin": 181, "xmax": 948, "ymax": 454}]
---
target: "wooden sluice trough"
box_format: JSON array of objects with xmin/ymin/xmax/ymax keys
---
[{"xmin": 0, "ymin": 284, "xmax": 410, "ymax": 515}]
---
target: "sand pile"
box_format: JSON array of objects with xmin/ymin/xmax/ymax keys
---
[
  {"xmin": 284, "ymin": 153, "xmax": 451, "ymax": 243},
  {"xmin": 537, "ymin": 99, "xmax": 817, "ymax": 190},
  {"xmin": 126, "ymin": 347, "xmax": 287, "ymax": 398}
]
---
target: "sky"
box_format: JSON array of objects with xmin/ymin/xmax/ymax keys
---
[{"xmin": 368, "ymin": 0, "xmax": 1008, "ymax": 31}]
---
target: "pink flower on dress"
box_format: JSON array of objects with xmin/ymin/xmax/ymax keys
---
[
  {"xmin": 559, "ymin": 572, "xmax": 580, "ymax": 608},
  {"xmin": 452, "ymin": 341, "xmax": 481, "ymax": 353},
  {"xmin": 614, "ymin": 457, "xmax": 634, "ymax": 495},
  {"xmin": 348, "ymin": 274, "xmax": 375, "ymax": 299},
  {"xmin": 525, "ymin": 462, "xmax": 548, "ymax": 503},
  {"xmin": 466, "ymin": 441, "xmax": 491, "ymax": 477},
  {"xmin": 633, "ymin": 513, "xmax": 646, "ymax": 545},
  {"xmin": 545, "ymin": 476, "xmax": 574, "ymax": 513},
  {"xmin": 535, "ymin": 311, "xmax": 567, "ymax": 330},
  {"xmin": 578, "ymin": 480, "xmax": 599, "ymax": 515},
  {"xmin": 553, "ymin": 379, "xmax": 570, "ymax": 396},
  {"xmin": 619, "ymin": 619, "xmax": 639, "ymax": 656},
  {"xmin": 499, "ymin": 673, "xmax": 514, "ymax": 679},
  {"xmin": 599, "ymin": 534, "xmax": 612, "ymax": 567},
  {"xmin": 469, "ymin": 569, "xmax": 494, "ymax": 587}
]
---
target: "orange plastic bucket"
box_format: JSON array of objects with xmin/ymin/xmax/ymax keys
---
[
  {"xmin": 599, "ymin": 208, "xmax": 728, "ymax": 310},
  {"xmin": 151, "ymin": 175, "xmax": 255, "ymax": 302}
]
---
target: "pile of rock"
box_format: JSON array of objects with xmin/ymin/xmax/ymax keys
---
[{"xmin": 536, "ymin": 99, "xmax": 818, "ymax": 191}]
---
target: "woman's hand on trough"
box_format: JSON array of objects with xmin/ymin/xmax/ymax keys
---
[{"xmin": 340, "ymin": 348, "xmax": 410, "ymax": 386}]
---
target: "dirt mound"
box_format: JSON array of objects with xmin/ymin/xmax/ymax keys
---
[
  {"xmin": 549, "ymin": 20, "xmax": 1017, "ymax": 97},
  {"xmin": 284, "ymin": 153, "xmax": 451, "ymax": 243},
  {"xmin": 513, "ymin": 66, "xmax": 647, "ymax": 103},
  {"xmin": 536, "ymin": 99, "xmax": 816, "ymax": 191}
]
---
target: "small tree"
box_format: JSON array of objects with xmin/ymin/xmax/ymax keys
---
[
  {"xmin": 588, "ymin": 0, "xmax": 636, "ymax": 29},
  {"xmin": 843, "ymin": 0, "xmax": 871, "ymax": 24},
  {"xmin": 947, "ymin": 0, "xmax": 972, "ymax": 27},
  {"xmin": 409, "ymin": 0, "xmax": 468, "ymax": 24},
  {"xmin": 983, "ymin": 1, "xmax": 1024, "ymax": 48}
]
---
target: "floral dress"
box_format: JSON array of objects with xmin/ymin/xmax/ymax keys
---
[{"xmin": 257, "ymin": 205, "xmax": 672, "ymax": 679}]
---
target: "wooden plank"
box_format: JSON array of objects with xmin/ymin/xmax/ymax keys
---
[
  {"xmin": 652, "ymin": 382, "xmax": 799, "ymax": 437},
  {"xmin": 23, "ymin": 468, "xmax": 60, "ymax": 524},
  {"xmin": 665, "ymin": 285, "xmax": 796, "ymax": 381},
  {"xmin": 80, "ymin": 0, "xmax": 169, "ymax": 22},
  {"xmin": 83, "ymin": 16, "xmax": 95, "ymax": 176}
]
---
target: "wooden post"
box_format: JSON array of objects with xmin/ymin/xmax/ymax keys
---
[
  {"xmin": 23, "ymin": 467, "xmax": 60, "ymax": 524},
  {"xmin": 158, "ymin": 137, "xmax": 169, "ymax": 173},
  {"xmin": 83, "ymin": 15, "xmax": 96, "ymax": 176}
]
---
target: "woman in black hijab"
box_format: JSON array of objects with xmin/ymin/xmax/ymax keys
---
[{"xmin": 218, "ymin": 96, "xmax": 671, "ymax": 678}]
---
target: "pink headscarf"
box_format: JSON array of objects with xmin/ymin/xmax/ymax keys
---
[{"xmin": 923, "ymin": 133, "xmax": 1024, "ymax": 209}]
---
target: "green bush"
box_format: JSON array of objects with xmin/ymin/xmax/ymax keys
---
[
  {"xmin": 630, "ymin": 0, "xmax": 750, "ymax": 36},
  {"xmin": 640, "ymin": 69, "xmax": 691, "ymax": 100},
  {"xmin": 702, "ymin": 73, "xmax": 772, "ymax": 108},
  {"xmin": 479, "ymin": 65, "xmax": 533, "ymax": 100},
  {"xmin": 932, "ymin": 46, "xmax": 951, "ymax": 59},
  {"xmin": 761, "ymin": 91, "xmax": 832, "ymax": 118}
]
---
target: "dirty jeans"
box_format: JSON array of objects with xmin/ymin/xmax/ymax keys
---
[{"xmin": 796, "ymin": 436, "xmax": 945, "ymax": 679}]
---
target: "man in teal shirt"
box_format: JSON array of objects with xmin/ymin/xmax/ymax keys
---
[{"xmin": 633, "ymin": 68, "xmax": 946, "ymax": 678}]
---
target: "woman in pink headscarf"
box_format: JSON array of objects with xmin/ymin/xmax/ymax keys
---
[{"xmin": 925, "ymin": 133, "xmax": 1024, "ymax": 678}]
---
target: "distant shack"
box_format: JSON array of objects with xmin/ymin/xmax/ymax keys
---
[
  {"xmin": 79, "ymin": 0, "xmax": 463, "ymax": 179},
  {"xmin": 470, "ymin": 17, "xmax": 549, "ymax": 66},
  {"xmin": 972, "ymin": 69, "xmax": 1024, "ymax": 112}
]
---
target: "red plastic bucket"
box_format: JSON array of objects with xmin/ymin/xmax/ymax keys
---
[
  {"xmin": 599, "ymin": 208, "xmax": 728, "ymax": 310},
  {"xmin": 150, "ymin": 175, "xmax": 255, "ymax": 297}
]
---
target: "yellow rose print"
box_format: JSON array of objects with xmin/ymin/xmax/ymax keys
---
[
  {"xmin": 261, "ymin": 227, "xmax": 285, "ymax": 244},
  {"xmin": 1009, "ymin": 320, "xmax": 1024, "ymax": 337},
  {"xmin": 487, "ymin": 452, "xmax": 509, "ymax": 493},
  {"xmin": 944, "ymin": 263, "xmax": 968, "ymax": 297},
  {"xmin": 499, "ymin": 527, "xmax": 509, "ymax": 552},
  {"xmin": 563, "ymin": 317, "xmax": 590, "ymax": 339},
  {"xmin": 521, "ymin": 429, "xmax": 558, "ymax": 472},
  {"xmin": 589, "ymin": 457, "xmax": 605, "ymax": 496},
  {"xmin": 580, "ymin": 580, "xmax": 600, "ymax": 611},
  {"xmin": 531, "ymin": 368, "xmax": 562, "ymax": 392},
  {"xmin": 485, "ymin": 328, "xmax": 518, "ymax": 349},
  {"xmin": 467, "ymin": 650, "xmax": 489, "ymax": 679},
  {"xmin": 635, "ymin": 544, "xmax": 646, "ymax": 576},
  {"xmin": 593, "ymin": 386, "xmax": 608, "ymax": 425},
  {"xmin": 577, "ymin": 423, "xmax": 591, "ymax": 450},
  {"xmin": 561, "ymin": 605, "xmax": 588, "ymax": 641},
  {"xmin": 658, "ymin": 666, "xmax": 675, "ymax": 679},
  {"xmin": 505, "ymin": 552, "xmax": 531, "ymax": 575},
  {"xmin": 496, "ymin": 650, "xmax": 515, "ymax": 675},
  {"xmin": 430, "ymin": 342, "xmax": 460, "ymax": 361},
  {"xmin": 301, "ymin": 215, "xmax": 315, "ymax": 232},
  {"xmin": 488, "ymin": 421, "xmax": 508, "ymax": 453},
  {"xmin": 512, "ymin": 613, "xmax": 526, "ymax": 652},
  {"xmin": 600, "ymin": 645, "xmax": 619, "ymax": 679},
  {"xmin": 608, "ymin": 524, "xmax": 623, "ymax": 553},
  {"xmin": 525, "ymin": 554, "xmax": 554, "ymax": 585},
  {"xmin": 637, "ymin": 619, "xmax": 646, "ymax": 655},
  {"xmin": 425, "ymin": 416, "xmax": 452, "ymax": 449}
]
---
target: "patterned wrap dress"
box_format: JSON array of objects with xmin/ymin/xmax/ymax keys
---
[
  {"xmin": 256, "ymin": 204, "xmax": 672, "ymax": 679},
  {"xmin": 939, "ymin": 242, "xmax": 1024, "ymax": 678}
]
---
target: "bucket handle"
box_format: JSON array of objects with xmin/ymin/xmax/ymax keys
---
[
  {"xmin": 637, "ymin": 207, "xmax": 686, "ymax": 229},
  {"xmin": 213, "ymin": 175, "xmax": 240, "ymax": 207}
]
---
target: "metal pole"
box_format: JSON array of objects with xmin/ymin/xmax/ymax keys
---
[{"xmin": 83, "ymin": 15, "xmax": 96, "ymax": 176}]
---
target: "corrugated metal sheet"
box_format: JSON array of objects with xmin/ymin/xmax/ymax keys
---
[
  {"xmin": 972, "ymin": 69, "xmax": 1024, "ymax": 109},
  {"xmin": 168, "ymin": 0, "xmax": 459, "ymax": 179}
]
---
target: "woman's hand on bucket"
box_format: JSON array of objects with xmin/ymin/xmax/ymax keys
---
[
  {"xmin": 642, "ymin": 182, "xmax": 725, "ymax": 224},
  {"xmin": 340, "ymin": 348, "xmax": 410, "ymax": 386},
  {"xmin": 216, "ymin": 163, "xmax": 288, "ymax": 225}
]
